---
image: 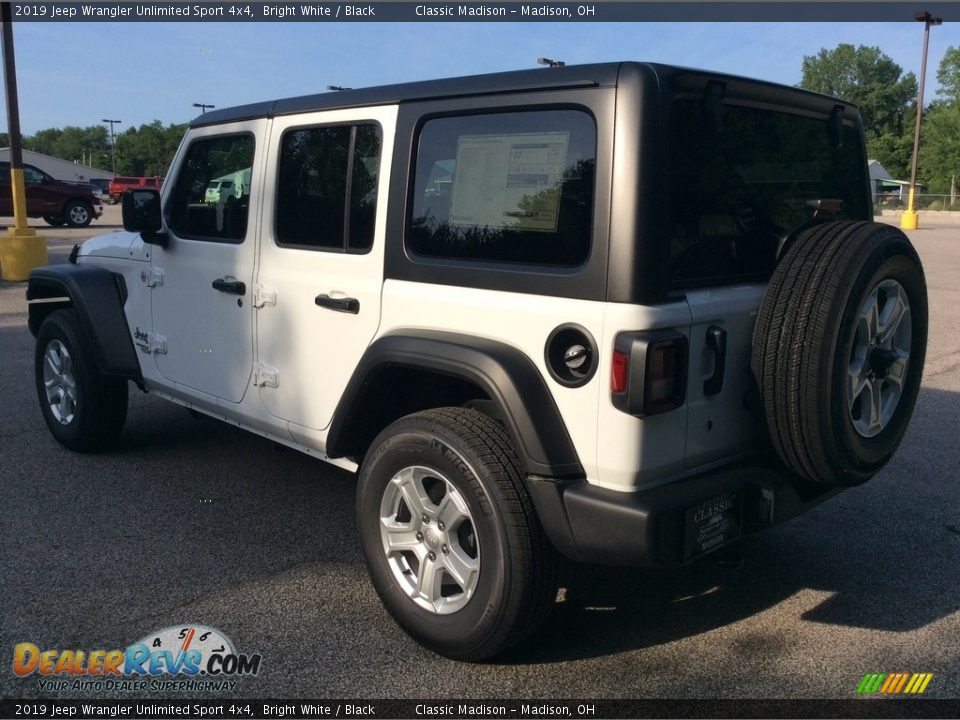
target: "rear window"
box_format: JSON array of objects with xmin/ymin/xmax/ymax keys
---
[
  {"xmin": 114, "ymin": 177, "xmax": 138, "ymax": 185},
  {"xmin": 408, "ymin": 109, "xmax": 596, "ymax": 267},
  {"xmin": 668, "ymin": 101, "xmax": 869, "ymax": 287}
]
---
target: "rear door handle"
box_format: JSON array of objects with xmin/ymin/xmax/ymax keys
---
[
  {"xmin": 212, "ymin": 278, "xmax": 246, "ymax": 296},
  {"xmin": 703, "ymin": 325, "xmax": 727, "ymax": 396},
  {"xmin": 315, "ymin": 294, "xmax": 360, "ymax": 314}
]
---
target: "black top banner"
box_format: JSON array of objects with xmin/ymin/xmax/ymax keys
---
[
  {"xmin": 6, "ymin": 2, "xmax": 960, "ymax": 22},
  {"xmin": 3, "ymin": 699, "xmax": 960, "ymax": 719}
]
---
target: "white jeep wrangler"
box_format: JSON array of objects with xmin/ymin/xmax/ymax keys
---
[{"xmin": 27, "ymin": 63, "xmax": 927, "ymax": 661}]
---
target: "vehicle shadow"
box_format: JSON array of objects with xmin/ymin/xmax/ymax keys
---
[{"xmin": 499, "ymin": 384, "xmax": 960, "ymax": 663}]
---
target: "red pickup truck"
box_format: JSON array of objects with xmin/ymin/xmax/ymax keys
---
[
  {"xmin": 0, "ymin": 162, "xmax": 103, "ymax": 228},
  {"xmin": 108, "ymin": 176, "xmax": 163, "ymax": 203}
]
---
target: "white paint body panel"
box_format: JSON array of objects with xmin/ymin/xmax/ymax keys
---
[
  {"xmin": 85, "ymin": 102, "xmax": 766, "ymax": 497},
  {"xmin": 149, "ymin": 119, "xmax": 268, "ymax": 405},
  {"xmin": 255, "ymin": 106, "xmax": 397, "ymax": 434},
  {"xmin": 377, "ymin": 280, "xmax": 606, "ymax": 485}
]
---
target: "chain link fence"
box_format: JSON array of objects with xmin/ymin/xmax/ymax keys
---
[{"xmin": 875, "ymin": 193, "xmax": 960, "ymax": 213}]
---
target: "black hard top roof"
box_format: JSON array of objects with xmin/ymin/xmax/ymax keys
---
[{"xmin": 190, "ymin": 61, "xmax": 854, "ymax": 128}]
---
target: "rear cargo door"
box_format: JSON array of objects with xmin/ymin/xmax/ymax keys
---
[{"xmin": 683, "ymin": 286, "xmax": 765, "ymax": 468}]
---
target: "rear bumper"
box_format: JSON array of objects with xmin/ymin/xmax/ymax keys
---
[{"xmin": 528, "ymin": 463, "xmax": 841, "ymax": 568}]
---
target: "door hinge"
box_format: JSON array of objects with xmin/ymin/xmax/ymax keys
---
[
  {"xmin": 134, "ymin": 330, "xmax": 167, "ymax": 354},
  {"xmin": 141, "ymin": 267, "xmax": 164, "ymax": 288},
  {"xmin": 253, "ymin": 363, "xmax": 279, "ymax": 388},
  {"xmin": 253, "ymin": 284, "xmax": 276, "ymax": 308}
]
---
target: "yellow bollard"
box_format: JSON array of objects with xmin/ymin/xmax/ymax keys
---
[
  {"xmin": 900, "ymin": 187, "xmax": 919, "ymax": 230},
  {"xmin": 0, "ymin": 232, "xmax": 48, "ymax": 281},
  {"xmin": 1, "ymin": 166, "xmax": 47, "ymax": 281}
]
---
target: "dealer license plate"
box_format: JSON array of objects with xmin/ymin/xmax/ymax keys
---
[{"xmin": 684, "ymin": 491, "xmax": 742, "ymax": 561}]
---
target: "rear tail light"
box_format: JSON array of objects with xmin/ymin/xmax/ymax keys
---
[
  {"xmin": 611, "ymin": 349, "xmax": 628, "ymax": 393},
  {"xmin": 611, "ymin": 330, "xmax": 688, "ymax": 417}
]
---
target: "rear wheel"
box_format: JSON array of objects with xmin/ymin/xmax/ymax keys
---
[
  {"xmin": 35, "ymin": 309, "xmax": 128, "ymax": 452},
  {"xmin": 752, "ymin": 221, "xmax": 927, "ymax": 486},
  {"xmin": 357, "ymin": 407, "xmax": 557, "ymax": 660}
]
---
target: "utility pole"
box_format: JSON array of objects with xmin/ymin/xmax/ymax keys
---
[
  {"xmin": 102, "ymin": 118, "xmax": 121, "ymax": 175},
  {"xmin": 901, "ymin": 11, "xmax": 942, "ymax": 230},
  {"xmin": 1, "ymin": 2, "xmax": 46, "ymax": 281}
]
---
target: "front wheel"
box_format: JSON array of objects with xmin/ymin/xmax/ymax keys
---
[
  {"xmin": 357, "ymin": 408, "xmax": 557, "ymax": 661},
  {"xmin": 63, "ymin": 200, "xmax": 93, "ymax": 228},
  {"xmin": 35, "ymin": 309, "xmax": 128, "ymax": 452}
]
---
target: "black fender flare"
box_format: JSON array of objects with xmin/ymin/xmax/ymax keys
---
[
  {"xmin": 27, "ymin": 264, "xmax": 142, "ymax": 380},
  {"xmin": 327, "ymin": 331, "xmax": 584, "ymax": 478}
]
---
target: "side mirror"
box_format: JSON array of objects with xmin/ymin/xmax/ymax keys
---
[{"xmin": 122, "ymin": 189, "xmax": 168, "ymax": 247}]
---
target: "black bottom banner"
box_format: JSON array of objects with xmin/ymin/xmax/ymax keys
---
[{"xmin": 2, "ymin": 699, "xmax": 960, "ymax": 719}]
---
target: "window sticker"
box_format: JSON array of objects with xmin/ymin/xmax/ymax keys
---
[{"xmin": 450, "ymin": 131, "xmax": 570, "ymax": 232}]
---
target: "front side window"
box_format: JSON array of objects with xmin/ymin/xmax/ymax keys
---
[
  {"xmin": 409, "ymin": 110, "xmax": 597, "ymax": 267},
  {"xmin": 23, "ymin": 167, "xmax": 46, "ymax": 184},
  {"xmin": 275, "ymin": 124, "xmax": 382, "ymax": 252},
  {"xmin": 668, "ymin": 101, "xmax": 869, "ymax": 287},
  {"xmin": 167, "ymin": 134, "xmax": 254, "ymax": 243}
]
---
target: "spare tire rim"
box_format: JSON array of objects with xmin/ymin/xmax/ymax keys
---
[
  {"xmin": 379, "ymin": 465, "xmax": 480, "ymax": 615},
  {"xmin": 42, "ymin": 339, "xmax": 77, "ymax": 425},
  {"xmin": 847, "ymin": 278, "xmax": 912, "ymax": 438}
]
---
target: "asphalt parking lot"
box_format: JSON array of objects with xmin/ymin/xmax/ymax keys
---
[{"xmin": 1, "ymin": 209, "xmax": 958, "ymax": 701}]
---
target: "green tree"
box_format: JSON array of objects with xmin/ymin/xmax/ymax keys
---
[
  {"xmin": 800, "ymin": 44, "xmax": 917, "ymax": 143},
  {"xmin": 936, "ymin": 45, "xmax": 960, "ymax": 103},
  {"xmin": 914, "ymin": 47, "xmax": 960, "ymax": 199},
  {"xmin": 114, "ymin": 121, "xmax": 186, "ymax": 176},
  {"xmin": 918, "ymin": 101, "xmax": 959, "ymax": 195}
]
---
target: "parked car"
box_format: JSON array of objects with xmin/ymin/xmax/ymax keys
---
[
  {"xmin": 0, "ymin": 162, "xmax": 103, "ymax": 227},
  {"xmin": 26, "ymin": 62, "xmax": 928, "ymax": 661},
  {"xmin": 87, "ymin": 178, "xmax": 112, "ymax": 201},
  {"xmin": 108, "ymin": 176, "xmax": 163, "ymax": 204},
  {"xmin": 204, "ymin": 178, "xmax": 237, "ymax": 204}
]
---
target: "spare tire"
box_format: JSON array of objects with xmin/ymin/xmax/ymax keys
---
[{"xmin": 752, "ymin": 221, "xmax": 927, "ymax": 486}]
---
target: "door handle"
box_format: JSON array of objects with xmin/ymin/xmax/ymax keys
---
[
  {"xmin": 703, "ymin": 325, "xmax": 727, "ymax": 396},
  {"xmin": 315, "ymin": 294, "xmax": 360, "ymax": 314},
  {"xmin": 212, "ymin": 278, "xmax": 246, "ymax": 296}
]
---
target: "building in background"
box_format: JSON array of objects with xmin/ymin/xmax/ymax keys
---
[
  {"xmin": 0, "ymin": 148, "xmax": 112, "ymax": 183},
  {"xmin": 868, "ymin": 159, "xmax": 913, "ymax": 205}
]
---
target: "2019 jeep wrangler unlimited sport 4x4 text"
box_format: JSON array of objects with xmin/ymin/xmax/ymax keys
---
[{"xmin": 26, "ymin": 62, "xmax": 927, "ymax": 661}]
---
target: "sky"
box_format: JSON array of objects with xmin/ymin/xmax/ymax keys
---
[{"xmin": 3, "ymin": 17, "xmax": 960, "ymax": 135}]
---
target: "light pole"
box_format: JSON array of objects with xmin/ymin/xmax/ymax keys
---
[
  {"xmin": 102, "ymin": 118, "xmax": 121, "ymax": 176},
  {"xmin": 1, "ymin": 0, "xmax": 46, "ymax": 280},
  {"xmin": 192, "ymin": 102, "xmax": 215, "ymax": 114},
  {"xmin": 901, "ymin": 10, "xmax": 942, "ymax": 230}
]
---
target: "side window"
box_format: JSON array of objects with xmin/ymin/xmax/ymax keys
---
[
  {"xmin": 408, "ymin": 109, "xmax": 596, "ymax": 267},
  {"xmin": 167, "ymin": 134, "xmax": 254, "ymax": 243},
  {"xmin": 275, "ymin": 124, "xmax": 382, "ymax": 252},
  {"xmin": 23, "ymin": 167, "xmax": 45, "ymax": 184}
]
